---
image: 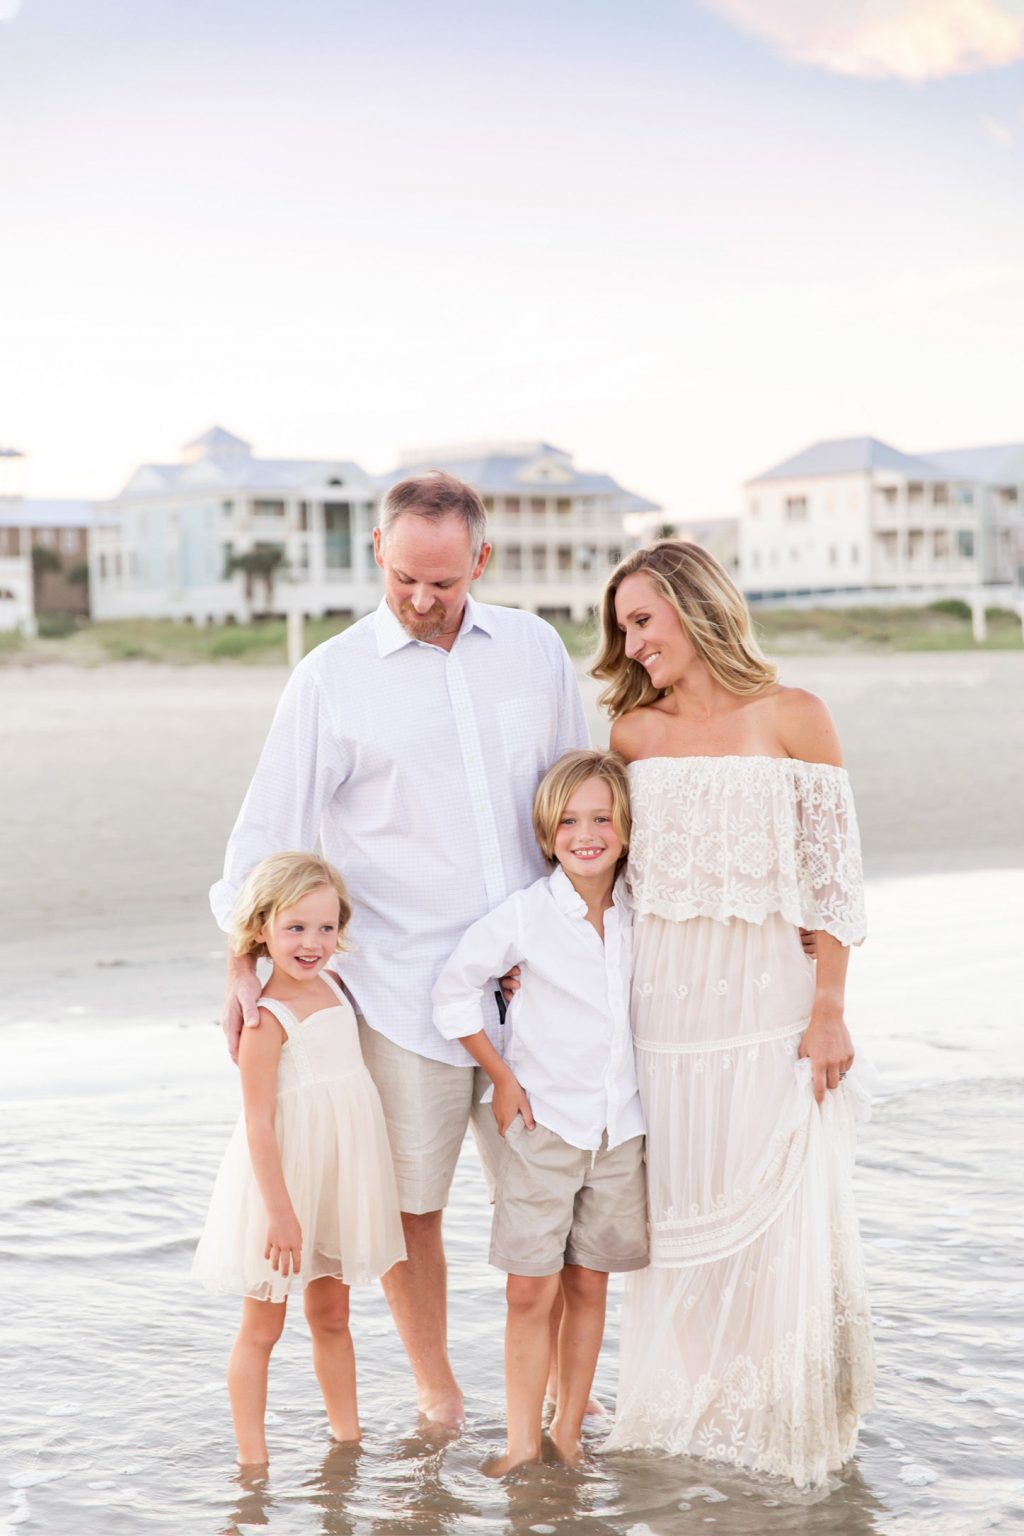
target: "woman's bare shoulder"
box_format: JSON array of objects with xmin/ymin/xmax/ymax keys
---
[
  {"xmin": 610, "ymin": 703, "xmax": 669, "ymax": 763},
  {"xmin": 769, "ymin": 686, "xmax": 843, "ymax": 767}
]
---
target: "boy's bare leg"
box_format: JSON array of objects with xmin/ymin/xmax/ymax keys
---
[
  {"xmin": 545, "ymin": 1284, "xmax": 606, "ymax": 1416},
  {"xmin": 485, "ymin": 1272, "xmax": 561, "ymax": 1475},
  {"xmin": 227, "ymin": 1297, "xmax": 287, "ymax": 1465},
  {"xmin": 548, "ymin": 1264, "xmax": 609, "ymax": 1463},
  {"xmin": 379, "ymin": 1210, "xmax": 464, "ymax": 1426}
]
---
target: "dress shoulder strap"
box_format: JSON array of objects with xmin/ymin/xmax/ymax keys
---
[
  {"xmin": 256, "ymin": 997, "xmax": 293, "ymax": 1037},
  {"xmin": 320, "ymin": 969, "xmax": 363, "ymax": 1020}
]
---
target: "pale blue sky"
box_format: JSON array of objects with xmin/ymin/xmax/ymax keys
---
[{"xmin": 1, "ymin": 0, "xmax": 1022, "ymax": 519}]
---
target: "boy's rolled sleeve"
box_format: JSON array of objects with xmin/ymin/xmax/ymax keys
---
[{"xmin": 431, "ymin": 891, "xmax": 524, "ymax": 1043}]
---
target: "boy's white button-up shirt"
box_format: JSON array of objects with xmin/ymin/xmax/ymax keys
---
[
  {"xmin": 431, "ymin": 866, "xmax": 644, "ymax": 1152},
  {"xmin": 210, "ymin": 595, "xmax": 589, "ymax": 1067}
]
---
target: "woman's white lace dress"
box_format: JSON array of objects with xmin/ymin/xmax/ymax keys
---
[{"xmin": 603, "ymin": 756, "xmax": 875, "ymax": 1488}]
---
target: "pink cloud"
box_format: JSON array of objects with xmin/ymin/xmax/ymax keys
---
[{"xmin": 703, "ymin": 0, "xmax": 1024, "ymax": 81}]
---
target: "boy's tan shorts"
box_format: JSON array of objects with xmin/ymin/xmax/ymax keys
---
[{"xmin": 490, "ymin": 1119, "xmax": 648, "ymax": 1278}]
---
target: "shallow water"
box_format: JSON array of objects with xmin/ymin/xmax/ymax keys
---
[{"xmin": 3, "ymin": 871, "xmax": 1023, "ymax": 1536}]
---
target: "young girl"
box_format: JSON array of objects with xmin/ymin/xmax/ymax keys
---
[
  {"xmin": 192, "ymin": 851, "xmax": 406, "ymax": 1464},
  {"xmin": 431, "ymin": 750, "xmax": 647, "ymax": 1473}
]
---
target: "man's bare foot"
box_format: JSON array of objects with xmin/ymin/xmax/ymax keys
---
[
  {"xmin": 417, "ymin": 1392, "xmax": 465, "ymax": 1429},
  {"xmin": 483, "ymin": 1444, "xmax": 541, "ymax": 1477}
]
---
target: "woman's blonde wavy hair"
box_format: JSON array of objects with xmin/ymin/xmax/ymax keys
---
[
  {"xmin": 231, "ymin": 851, "xmax": 353, "ymax": 959},
  {"xmin": 592, "ymin": 541, "xmax": 777, "ymax": 720}
]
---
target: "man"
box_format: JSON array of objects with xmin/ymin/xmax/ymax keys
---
[{"xmin": 213, "ymin": 470, "xmax": 589, "ymax": 1427}]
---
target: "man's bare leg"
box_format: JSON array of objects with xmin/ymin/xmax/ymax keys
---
[{"xmin": 379, "ymin": 1209, "xmax": 464, "ymax": 1426}]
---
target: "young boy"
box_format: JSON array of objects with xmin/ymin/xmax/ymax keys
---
[{"xmin": 431, "ymin": 749, "xmax": 647, "ymax": 1471}]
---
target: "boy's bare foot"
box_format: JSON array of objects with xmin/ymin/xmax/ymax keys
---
[
  {"xmin": 544, "ymin": 1392, "xmax": 605, "ymax": 1419},
  {"xmin": 483, "ymin": 1443, "xmax": 542, "ymax": 1477},
  {"xmin": 547, "ymin": 1419, "xmax": 583, "ymax": 1465},
  {"xmin": 417, "ymin": 1391, "xmax": 465, "ymax": 1428}
]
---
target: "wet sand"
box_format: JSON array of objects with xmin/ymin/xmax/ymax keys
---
[{"xmin": 1, "ymin": 652, "xmax": 1022, "ymax": 1535}]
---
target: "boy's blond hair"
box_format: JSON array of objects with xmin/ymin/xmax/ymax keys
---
[
  {"xmin": 230, "ymin": 851, "xmax": 352, "ymax": 959},
  {"xmin": 532, "ymin": 749, "xmax": 632, "ymax": 865}
]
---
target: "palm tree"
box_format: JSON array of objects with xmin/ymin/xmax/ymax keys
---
[
  {"xmin": 31, "ymin": 544, "xmax": 62, "ymax": 610},
  {"xmin": 224, "ymin": 544, "xmax": 287, "ymax": 612}
]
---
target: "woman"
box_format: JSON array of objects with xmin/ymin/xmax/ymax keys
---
[{"xmin": 595, "ymin": 542, "xmax": 874, "ymax": 1488}]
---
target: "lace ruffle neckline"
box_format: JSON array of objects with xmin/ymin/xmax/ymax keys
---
[{"xmin": 625, "ymin": 754, "xmax": 866, "ymax": 944}]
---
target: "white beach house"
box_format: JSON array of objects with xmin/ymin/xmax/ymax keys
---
[
  {"xmin": 91, "ymin": 429, "xmax": 658, "ymax": 624},
  {"xmin": 741, "ymin": 436, "xmax": 1024, "ymax": 599}
]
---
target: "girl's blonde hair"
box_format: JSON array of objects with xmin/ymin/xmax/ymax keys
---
[
  {"xmin": 231, "ymin": 852, "xmax": 353, "ymax": 959},
  {"xmin": 592, "ymin": 541, "xmax": 777, "ymax": 720},
  {"xmin": 532, "ymin": 749, "xmax": 632, "ymax": 865}
]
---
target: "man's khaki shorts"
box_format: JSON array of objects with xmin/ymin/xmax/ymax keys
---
[
  {"xmin": 490, "ymin": 1119, "xmax": 648, "ymax": 1278},
  {"xmin": 358, "ymin": 1021, "xmax": 503, "ymax": 1215}
]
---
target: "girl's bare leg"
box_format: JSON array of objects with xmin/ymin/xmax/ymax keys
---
[
  {"xmin": 304, "ymin": 1277, "xmax": 360, "ymax": 1441},
  {"xmin": 227, "ymin": 1298, "xmax": 287, "ymax": 1464},
  {"xmin": 548, "ymin": 1264, "xmax": 608, "ymax": 1463},
  {"xmin": 485, "ymin": 1272, "xmax": 561, "ymax": 1475}
]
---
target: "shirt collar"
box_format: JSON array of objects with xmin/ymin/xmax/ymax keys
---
[
  {"xmin": 548, "ymin": 863, "xmax": 629, "ymax": 917},
  {"xmin": 372, "ymin": 592, "xmax": 494, "ymax": 659}
]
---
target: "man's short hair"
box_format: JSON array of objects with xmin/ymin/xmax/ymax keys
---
[{"xmin": 379, "ymin": 471, "xmax": 488, "ymax": 558}]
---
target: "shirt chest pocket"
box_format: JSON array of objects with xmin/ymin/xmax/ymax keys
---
[{"xmin": 499, "ymin": 695, "xmax": 551, "ymax": 779}]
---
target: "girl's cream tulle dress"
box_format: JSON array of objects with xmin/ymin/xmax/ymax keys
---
[
  {"xmin": 192, "ymin": 971, "xmax": 406, "ymax": 1302},
  {"xmin": 602, "ymin": 756, "xmax": 876, "ymax": 1488}
]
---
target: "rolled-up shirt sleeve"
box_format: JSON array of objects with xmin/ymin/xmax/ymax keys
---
[
  {"xmin": 431, "ymin": 892, "xmax": 525, "ymax": 1042},
  {"xmin": 209, "ymin": 660, "xmax": 350, "ymax": 932}
]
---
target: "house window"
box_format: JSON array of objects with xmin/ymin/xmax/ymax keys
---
[
  {"xmin": 60, "ymin": 530, "xmax": 79, "ymax": 554},
  {"xmin": 298, "ymin": 501, "xmax": 309, "ymax": 531},
  {"xmin": 850, "ymin": 544, "xmax": 860, "ymax": 563},
  {"xmin": 530, "ymin": 498, "xmax": 545, "ymax": 516},
  {"xmin": 957, "ymin": 530, "xmax": 975, "ymax": 559},
  {"xmin": 35, "ymin": 528, "xmax": 56, "ymax": 547},
  {"xmin": 908, "ymin": 483, "xmax": 923, "ymax": 505},
  {"xmin": 556, "ymin": 498, "xmax": 572, "ymax": 515},
  {"xmin": 954, "ymin": 487, "xmax": 974, "ymax": 506},
  {"xmin": 608, "ymin": 547, "xmax": 621, "ymax": 566},
  {"xmin": 505, "ymin": 498, "xmax": 521, "ymax": 516},
  {"xmin": 531, "ymin": 546, "xmax": 546, "ymax": 573},
  {"xmin": 784, "ymin": 497, "xmax": 808, "ymax": 521},
  {"xmin": 879, "ymin": 486, "xmax": 898, "ymax": 505},
  {"xmin": 933, "ymin": 530, "xmax": 949, "ymax": 559},
  {"xmin": 222, "ymin": 500, "xmax": 233, "ymax": 517},
  {"xmin": 557, "ymin": 546, "xmax": 572, "ymax": 571},
  {"xmin": 933, "ymin": 484, "xmax": 949, "ymax": 505},
  {"xmin": 252, "ymin": 499, "xmax": 286, "ymax": 517},
  {"xmin": 505, "ymin": 545, "xmax": 522, "ymax": 572},
  {"xmin": 323, "ymin": 503, "xmax": 352, "ymax": 569}
]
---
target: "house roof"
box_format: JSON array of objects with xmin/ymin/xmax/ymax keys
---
[
  {"xmin": 922, "ymin": 442, "xmax": 1024, "ymax": 484},
  {"xmin": 750, "ymin": 436, "xmax": 941, "ymax": 482},
  {"xmin": 183, "ymin": 425, "xmax": 252, "ymax": 457},
  {"xmin": 380, "ymin": 442, "xmax": 659, "ymax": 513},
  {"xmin": 114, "ymin": 457, "xmax": 376, "ymax": 501},
  {"xmin": 0, "ymin": 499, "xmax": 95, "ymax": 529}
]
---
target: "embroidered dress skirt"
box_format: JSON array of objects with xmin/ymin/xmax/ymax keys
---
[{"xmin": 603, "ymin": 911, "xmax": 875, "ymax": 1488}]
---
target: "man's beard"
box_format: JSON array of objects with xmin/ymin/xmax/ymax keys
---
[{"xmin": 397, "ymin": 599, "xmax": 447, "ymax": 642}]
